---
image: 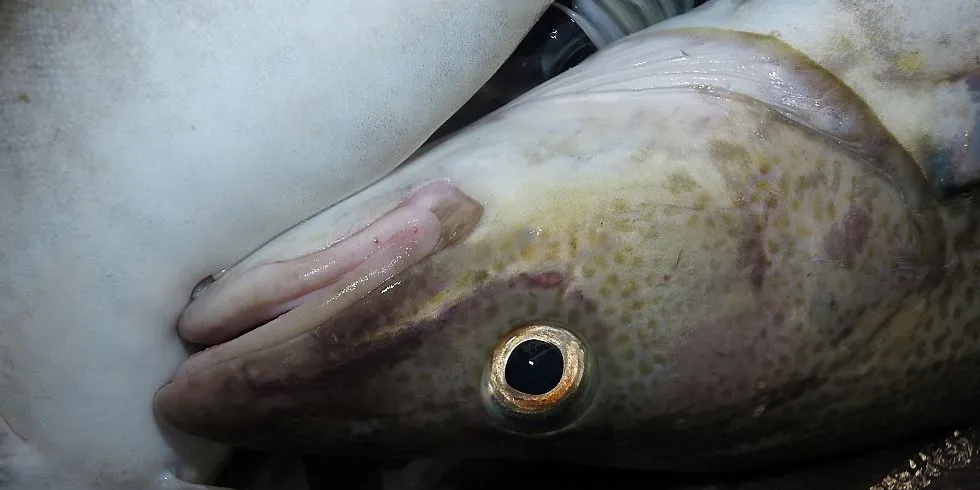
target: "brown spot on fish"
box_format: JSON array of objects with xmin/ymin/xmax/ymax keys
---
[
  {"xmin": 741, "ymin": 233, "xmax": 770, "ymax": 290},
  {"xmin": 664, "ymin": 172, "xmax": 700, "ymax": 194},
  {"xmin": 708, "ymin": 140, "xmax": 753, "ymax": 171},
  {"xmin": 509, "ymin": 271, "xmax": 566, "ymax": 290},
  {"xmin": 893, "ymin": 51, "xmax": 924, "ymax": 75},
  {"xmin": 823, "ymin": 205, "xmax": 873, "ymax": 269}
]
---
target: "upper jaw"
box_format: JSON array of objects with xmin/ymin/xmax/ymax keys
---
[{"xmin": 162, "ymin": 181, "xmax": 484, "ymax": 383}]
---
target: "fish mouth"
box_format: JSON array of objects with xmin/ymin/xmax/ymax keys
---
[{"xmin": 158, "ymin": 181, "xmax": 484, "ymax": 391}]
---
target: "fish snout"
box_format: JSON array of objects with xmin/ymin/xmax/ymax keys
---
[{"xmin": 153, "ymin": 181, "xmax": 488, "ymax": 450}]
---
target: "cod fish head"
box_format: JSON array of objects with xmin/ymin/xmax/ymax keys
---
[{"xmin": 155, "ymin": 28, "xmax": 980, "ymax": 473}]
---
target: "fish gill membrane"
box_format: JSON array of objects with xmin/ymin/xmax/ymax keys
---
[
  {"xmin": 0, "ymin": 1, "xmax": 556, "ymax": 489},
  {"xmin": 155, "ymin": 0, "xmax": 980, "ymax": 476}
]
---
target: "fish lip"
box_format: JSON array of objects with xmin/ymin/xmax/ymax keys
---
[
  {"xmin": 151, "ymin": 266, "xmax": 448, "ymax": 448},
  {"xmin": 165, "ymin": 181, "xmax": 484, "ymax": 382}
]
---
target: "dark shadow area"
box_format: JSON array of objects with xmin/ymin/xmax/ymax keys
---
[
  {"xmin": 284, "ymin": 426, "xmax": 980, "ymax": 490},
  {"xmin": 215, "ymin": 424, "xmax": 980, "ymax": 490}
]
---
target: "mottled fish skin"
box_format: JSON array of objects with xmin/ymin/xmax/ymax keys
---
[{"xmin": 156, "ymin": 16, "xmax": 980, "ymax": 475}]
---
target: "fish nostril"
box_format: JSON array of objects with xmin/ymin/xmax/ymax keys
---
[
  {"xmin": 482, "ymin": 323, "xmax": 597, "ymax": 435},
  {"xmin": 505, "ymin": 339, "xmax": 564, "ymax": 395}
]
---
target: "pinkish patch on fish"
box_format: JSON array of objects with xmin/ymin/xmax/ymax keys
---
[
  {"xmin": 823, "ymin": 205, "xmax": 873, "ymax": 269},
  {"xmin": 509, "ymin": 271, "xmax": 566, "ymax": 290}
]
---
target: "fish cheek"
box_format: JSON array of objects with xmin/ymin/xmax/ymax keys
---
[
  {"xmin": 570, "ymin": 133, "xmax": 946, "ymax": 463},
  {"xmin": 658, "ymin": 152, "xmax": 939, "ymax": 450}
]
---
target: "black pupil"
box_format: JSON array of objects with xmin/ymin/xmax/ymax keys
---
[{"xmin": 504, "ymin": 339, "xmax": 564, "ymax": 395}]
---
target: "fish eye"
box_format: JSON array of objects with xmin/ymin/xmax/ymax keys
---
[
  {"xmin": 505, "ymin": 339, "xmax": 564, "ymax": 395},
  {"xmin": 481, "ymin": 323, "xmax": 597, "ymax": 435}
]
